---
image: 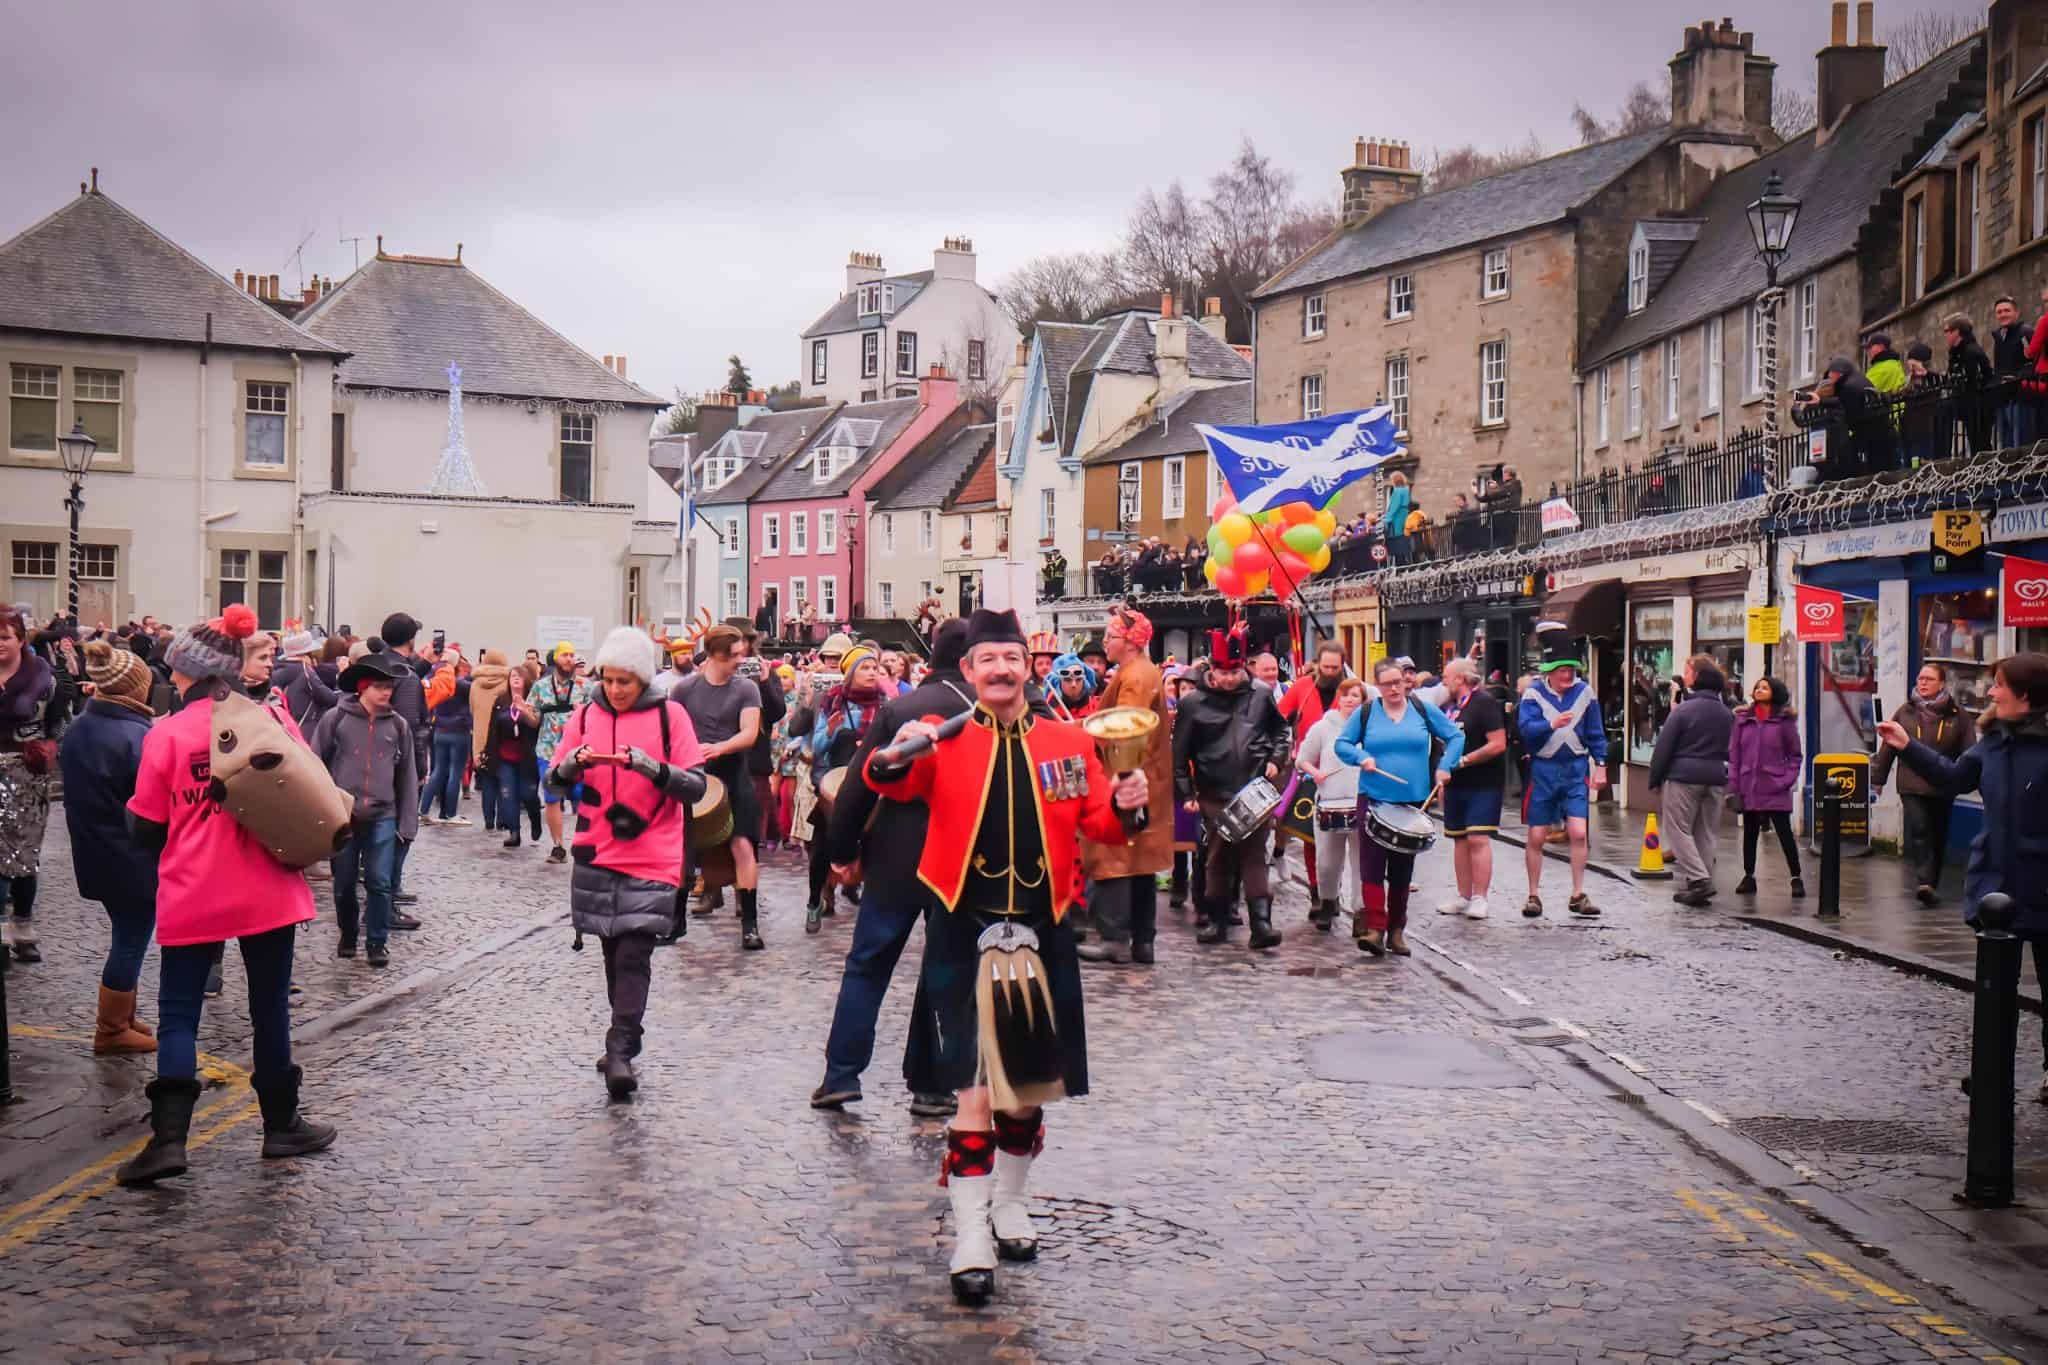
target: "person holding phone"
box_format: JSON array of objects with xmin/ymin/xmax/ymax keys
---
[{"xmin": 1872, "ymin": 663, "xmax": 1974, "ymax": 904}]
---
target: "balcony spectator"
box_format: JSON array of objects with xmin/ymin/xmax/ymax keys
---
[
  {"xmin": 2022, "ymin": 285, "xmax": 2048, "ymax": 433},
  {"xmin": 1182, "ymin": 536, "xmax": 1205, "ymax": 591},
  {"xmin": 1483, "ymin": 466, "xmax": 1521, "ymax": 550},
  {"xmin": 1945, "ymin": 313, "xmax": 1995, "ymax": 455},
  {"xmin": 1901, "ymin": 343, "xmax": 1944, "ymax": 469},
  {"xmin": 1042, "ymin": 549, "xmax": 1068, "ymax": 602},
  {"xmin": 1991, "ymin": 296, "xmax": 2036, "ymax": 451},
  {"xmin": 1095, "ymin": 548, "xmax": 1125, "ymax": 597},
  {"xmin": 1383, "ymin": 472, "xmax": 1412, "ymax": 566},
  {"xmin": 1864, "ymin": 334, "xmax": 1905, "ymax": 400}
]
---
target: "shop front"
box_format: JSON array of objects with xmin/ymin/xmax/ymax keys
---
[
  {"xmin": 1454, "ymin": 571, "xmax": 1541, "ymax": 689},
  {"xmin": 1783, "ymin": 511, "xmax": 2024, "ymax": 857},
  {"xmin": 1384, "ymin": 602, "xmax": 1456, "ymax": 674},
  {"xmin": 1547, "ymin": 543, "xmax": 1761, "ymax": 809},
  {"xmin": 1332, "ymin": 584, "xmax": 1381, "ymax": 673}
]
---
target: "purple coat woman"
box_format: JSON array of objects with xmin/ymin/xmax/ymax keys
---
[{"xmin": 1727, "ymin": 677, "xmax": 1805, "ymax": 896}]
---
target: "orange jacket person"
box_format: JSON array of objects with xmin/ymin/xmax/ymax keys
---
[{"xmin": 864, "ymin": 607, "xmax": 1145, "ymax": 1307}]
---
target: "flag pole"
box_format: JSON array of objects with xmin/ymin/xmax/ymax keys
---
[{"xmin": 1243, "ymin": 513, "xmax": 1327, "ymax": 645}]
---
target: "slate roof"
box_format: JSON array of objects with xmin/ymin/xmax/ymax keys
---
[
  {"xmin": 1082, "ymin": 382, "xmax": 1252, "ymax": 466},
  {"xmin": 876, "ymin": 423, "xmax": 993, "ymax": 511},
  {"xmin": 1254, "ymin": 126, "xmax": 1672, "ymax": 300},
  {"xmin": 296, "ymin": 254, "xmax": 663, "ymax": 406},
  {"xmin": 1035, "ymin": 321, "xmax": 1102, "ymax": 453},
  {"xmin": 1041, "ymin": 312, "xmax": 1251, "ymax": 459},
  {"xmin": 1584, "ymin": 36, "xmax": 1983, "ymax": 370},
  {"xmin": 753, "ymin": 396, "xmax": 923, "ymax": 502},
  {"xmin": 0, "ymin": 189, "xmax": 348, "ymax": 357},
  {"xmin": 695, "ymin": 406, "xmax": 840, "ymax": 507},
  {"xmin": 799, "ymin": 270, "xmax": 935, "ymax": 338},
  {"xmin": 949, "ymin": 440, "xmax": 1000, "ymax": 511}
]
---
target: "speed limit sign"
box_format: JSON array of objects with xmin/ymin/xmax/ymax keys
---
[{"xmin": 1371, "ymin": 542, "xmax": 1389, "ymax": 564}]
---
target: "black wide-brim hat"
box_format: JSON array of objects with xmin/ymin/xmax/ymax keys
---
[{"xmin": 340, "ymin": 652, "xmax": 412, "ymax": 690}]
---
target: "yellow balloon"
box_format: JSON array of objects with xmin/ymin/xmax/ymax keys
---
[
  {"xmin": 1203, "ymin": 557, "xmax": 1219, "ymax": 585},
  {"xmin": 1314, "ymin": 510, "xmax": 1338, "ymax": 538},
  {"xmin": 1241, "ymin": 569, "xmax": 1270, "ymax": 598},
  {"xmin": 1217, "ymin": 512, "xmax": 1255, "ymax": 548},
  {"xmin": 1308, "ymin": 544, "xmax": 1331, "ymax": 573}
]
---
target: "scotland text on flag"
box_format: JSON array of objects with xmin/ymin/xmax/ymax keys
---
[{"xmin": 1195, "ymin": 407, "xmax": 1406, "ymax": 514}]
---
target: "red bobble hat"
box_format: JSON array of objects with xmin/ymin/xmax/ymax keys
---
[{"xmin": 164, "ymin": 603, "xmax": 259, "ymax": 682}]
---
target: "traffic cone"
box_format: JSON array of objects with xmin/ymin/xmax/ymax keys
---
[{"xmin": 1631, "ymin": 813, "xmax": 1673, "ymax": 880}]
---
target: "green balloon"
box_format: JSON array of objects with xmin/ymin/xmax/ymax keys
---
[
  {"xmin": 1206, "ymin": 525, "xmax": 1228, "ymax": 559},
  {"xmin": 1281, "ymin": 523, "xmax": 1325, "ymax": 555}
]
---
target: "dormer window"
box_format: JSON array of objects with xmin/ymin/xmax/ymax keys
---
[
  {"xmin": 857, "ymin": 283, "xmax": 894, "ymax": 315},
  {"xmin": 1627, "ymin": 239, "xmax": 1649, "ymax": 313},
  {"xmin": 813, "ymin": 446, "xmax": 853, "ymax": 484}
]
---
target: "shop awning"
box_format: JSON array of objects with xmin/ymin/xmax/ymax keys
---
[{"xmin": 1540, "ymin": 578, "xmax": 1625, "ymax": 638}]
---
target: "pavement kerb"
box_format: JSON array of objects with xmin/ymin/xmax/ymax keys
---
[
  {"xmin": 1411, "ymin": 930, "xmax": 2048, "ymax": 1349},
  {"xmin": 1736, "ymin": 913, "xmax": 2046, "ymax": 1014}
]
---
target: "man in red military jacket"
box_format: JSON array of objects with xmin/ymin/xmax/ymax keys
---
[{"xmin": 865, "ymin": 607, "xmax": 1146, "ymax": 1307}]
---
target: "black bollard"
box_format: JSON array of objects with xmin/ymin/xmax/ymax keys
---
[
  {"xmin": 1817, "ymin": 791, "xmax": 1842, "ymax": 920},
  {"xmin": 1963, "ymin": 892, "xmax": 2021, "ymax": 1208}
]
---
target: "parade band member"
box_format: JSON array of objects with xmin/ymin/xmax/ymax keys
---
[
  {"xmin": 1337, "ymin": 659, "xmax": 1462, "ymax": 956},
  {"xmin": 1517, "ymin": 630, "xmax": 1608, "ymax": 918},
  {"xmin": 1078, "ymin": 606, "xmax": 1173, "ymax": 966},
  {"xmin": 1277, "ymin": 642, "xmax": 1349, "ymax": 909},
  {"xmin": 119, "ymin": 607, "xmax": 334, "ymax": 1186},
  {"xmin": 672, "ymin": 625, "xmax": 765, "ymax": 950},
  {"xmin": 548, "ymin": 627, "xmax": 706, "ymax": 1100},
  {"xmin": 1172, "ymin": 626, "xmax": 1290, "ymax": 949},
  {"xmin": 811, "ymin": 619, "xmax": 971, "ymax": 1113},
  {"xmin": 1294, "ymin": 676, "xmax": 1367, "ymax": 932},
  {"xmin": 805, "ymin": 644, "xmax": 887, "ymax": 934},
  {"xmin": 865, "ymin": 608, "xmax": 1146, "ymax": 1306}
]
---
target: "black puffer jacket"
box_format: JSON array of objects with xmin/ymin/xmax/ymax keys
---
[
  {"xmin": 1172, "ymin": 671, "xmax": 1290, "ymax": 801},
  {"xmin": 826, "ymin": 667, "xmax": 975, "ymax": 886}
]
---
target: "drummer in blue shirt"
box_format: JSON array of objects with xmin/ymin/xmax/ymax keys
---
[{"xmin": 1336, "ymin": 658, "xmax": 1463, "ymax": 958}]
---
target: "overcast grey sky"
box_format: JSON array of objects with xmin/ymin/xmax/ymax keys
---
[{"xmin": 0, "ymin": 0, "xmax": 1988, "ymax": 406}]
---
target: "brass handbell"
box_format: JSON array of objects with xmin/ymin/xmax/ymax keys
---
[{"xmin": 1081, "ymin": 706, "xmax": 1158, "ymax": 834}]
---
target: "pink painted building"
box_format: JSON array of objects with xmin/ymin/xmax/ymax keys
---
[{"xmin": 748, "ymin": 367, "xmax": 968, "ymax": 632}]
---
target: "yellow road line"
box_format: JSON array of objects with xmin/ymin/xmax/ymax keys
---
[
  {"xmin": 1804, "ymin": 1249, "xmax": 1921, "ymax": 1307},
  {"xmin": 1707, "ymin": 1188, "xmax": 1802, "ymax": 1242},
  {"xmin": 1674, "ymin": 1188, "xmax": 1748, "ymax": 1243}
]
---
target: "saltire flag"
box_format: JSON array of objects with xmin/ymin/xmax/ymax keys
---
[{"xmin": 1196, "ymin": 407, "xmax": 1406, "ymax": 515}]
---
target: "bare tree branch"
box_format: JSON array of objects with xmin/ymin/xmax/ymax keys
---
[
  {"xmin": 1884, "ymin": 8, "xmax": 1974, "ymax": 81},
  {"xmin": 1772, "ymin": 81, "xmax": 1817, "ymax": 139},
  {"xmin": 1421, "ymin": 133, "xmax": 1547, "ymax": 194}
]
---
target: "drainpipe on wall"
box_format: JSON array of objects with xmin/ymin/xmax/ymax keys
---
[
  {"xmin": 290, "ymin": 351, "xmax": 305, "ymax": 624},
  {"xmin": 1571, "ymin": 375, "xmax": 1585, "ymax": 485},
  {"xmin": 196, "ymin": 313, "xmax": 211, "ymax": 619}
]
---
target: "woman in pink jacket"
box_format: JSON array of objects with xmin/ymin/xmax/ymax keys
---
[
  {"xmin": 544, "ymin": 627, "xmax": 706, "ymax": 1100},
  {"xmin": 118, "ymin": 606, "xmax": 336, "ymax": 1187}
]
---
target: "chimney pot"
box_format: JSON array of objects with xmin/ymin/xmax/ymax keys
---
[
  {"xmin": 1855, "ymin": 0, "xmax": 1873, "ymax": 44},
  {"xmin": 268, "ymin": 274, "xmax": 279, "ymax": 300},
  {"xmin": 1204, "ymin": 296, "xmax": 1223, "ymax": 317},
  {"xmin": 455, "ymin": 242, "xmax": 463, "ymax": 262},
  {"xmin": 615, "ymin": 356, "xmax": 627, "ymax": 378},
  {"xmin": 89, "ymin": 167, "xmax": 98, "ymax": 192},
  {"xmin": 376, "ymin": 233, "xmax": 384, "ymax": 256},
  {"xmin": 234, "ymin": 270, "xmax": 245, "ymax": 291},
  {"xmin": 603, "ymin": 354, "xmax": 614, "ymax": 369},
  {"xmin": 1829, "ymin": 0, "xmax": 1848, "ymax": 45}
]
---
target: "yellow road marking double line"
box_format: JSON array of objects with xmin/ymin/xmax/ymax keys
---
[{"xmin": 0, "ymin": 1030, "xmax": 259, "ymax": 1257}]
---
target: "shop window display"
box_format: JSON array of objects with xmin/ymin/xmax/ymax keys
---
[
  {"xmin": 1919, "ymin": 588, "xmax": 1997, "ymax": 716},
  {"xmin": 1693, "ymin": 597, "xmax": 1746, "ymax": 703},
  {"xmin": 1814, "ymin": 600, "xmax": 1879, "ymax": 758},
  {"xmin": 1628, "ymin": 601, "xmax": 1675, "ymax": 764}
]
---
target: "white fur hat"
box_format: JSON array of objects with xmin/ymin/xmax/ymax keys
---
[{"xmin": 594, "ymin": 626, "xmax": 659, "ymax": 685}]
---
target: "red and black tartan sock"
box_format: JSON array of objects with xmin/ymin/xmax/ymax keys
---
[
  {"xmin": 991, "ymin": 1108, "xmax": 1044, "ymax": 1157},
  {"xmin": 941, "ymin": 1128, "xmax": 996, "ymax": 1185}
]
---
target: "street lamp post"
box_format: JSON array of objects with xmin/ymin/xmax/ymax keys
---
[
  {"xmin": 1745, "ymin": 170, "xmax": 1801, "ymax": 680},
  {"xmin": 56, "ymin": 420, "xmax": 98, "ymax": 622},
  {"xmin": 1116, "ymin": 465, "xmax": 1140, "ymax": 537}
]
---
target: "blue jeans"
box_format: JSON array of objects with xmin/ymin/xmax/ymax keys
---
[
  {"xmin": 420, "ymin": 731, "xmax": 468, "ymax": 819},
  {"xmin": 1998, "ymin": 400, "xmax": 2035, "ymax": 451},
  {"xmin": 820, "ymin": 885, "xmax": 928, "ymax": 1093},
  {"xmin": 158, "ymin": 922, "xmax": 296, "ymax": 1081},
  {"xmin": 332, "ymin": 816, "xmax": 397, "ymax": 946},
  {"xmin": 478, "ymin": 763, "xmax": 500, "ymax": 828},
  {"xmin": 99, "ymin": 894, "xmax": 156, "ymax": 991},
  {"xmin": 495, "ymin": 762, "xmax": 541, "ymax": 839}
]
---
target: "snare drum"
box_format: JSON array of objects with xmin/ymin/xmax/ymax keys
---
[
  {"xmin": 1215, "ymin": 776, "xmax": 1283, "ymax": 844},
  {"xmin": 687, "ymin": 774, "xmax": 734, "ymax": 852},
  {"xmin": 1315, "ymin": 798, "xmax": 1359, "ymax": 832},
  {"xmin": 1363, "ymin": 801, "xmax": 1437, "ymax": 855},
  {"xmin": 817, "ymin": 766, "xmax": 846, "ymax": 821}
]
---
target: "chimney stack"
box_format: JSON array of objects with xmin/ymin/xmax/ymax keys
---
[
  {"xmin": 1340, "ymin": 135, "xmax": 1422, "ymax": 225},
  {"xmin": 303, "ymin": 283, "xmax": 319, "ymax": 305},
  {"xmin": 1198, "ymin": 295, "xmax": 1228, "ymax": 342},
  {"xmin": 1155, "ymin": 297, "xmax": 1190, "ymax": 399},
  {"xmin": 846, "ymin": 249, "xmax": 885, "ymax": 298},
  {"xmin": 1668, "ymin": 16, "xmax": 1774, "ymax": 140},
  {"xmin": 934, "ymin": 236, "xmax": 978, "ymax": 282},
  {"xmin": 1815, "ymin": 0, "xmax": 1886, "ymax": 138},
  {"xmin": 614, "ymin": 356, "xmax": 628, "ymax": 378}
]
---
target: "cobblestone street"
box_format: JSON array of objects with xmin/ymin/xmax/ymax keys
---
[{"xmin": 2, "ymin": 815, "xmax": 2043, "ymax": 1362}]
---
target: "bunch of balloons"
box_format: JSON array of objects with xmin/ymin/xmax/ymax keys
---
[{"xmin": 1201, "ymin": 486, "xmax": 1338, "ymax": 602}]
